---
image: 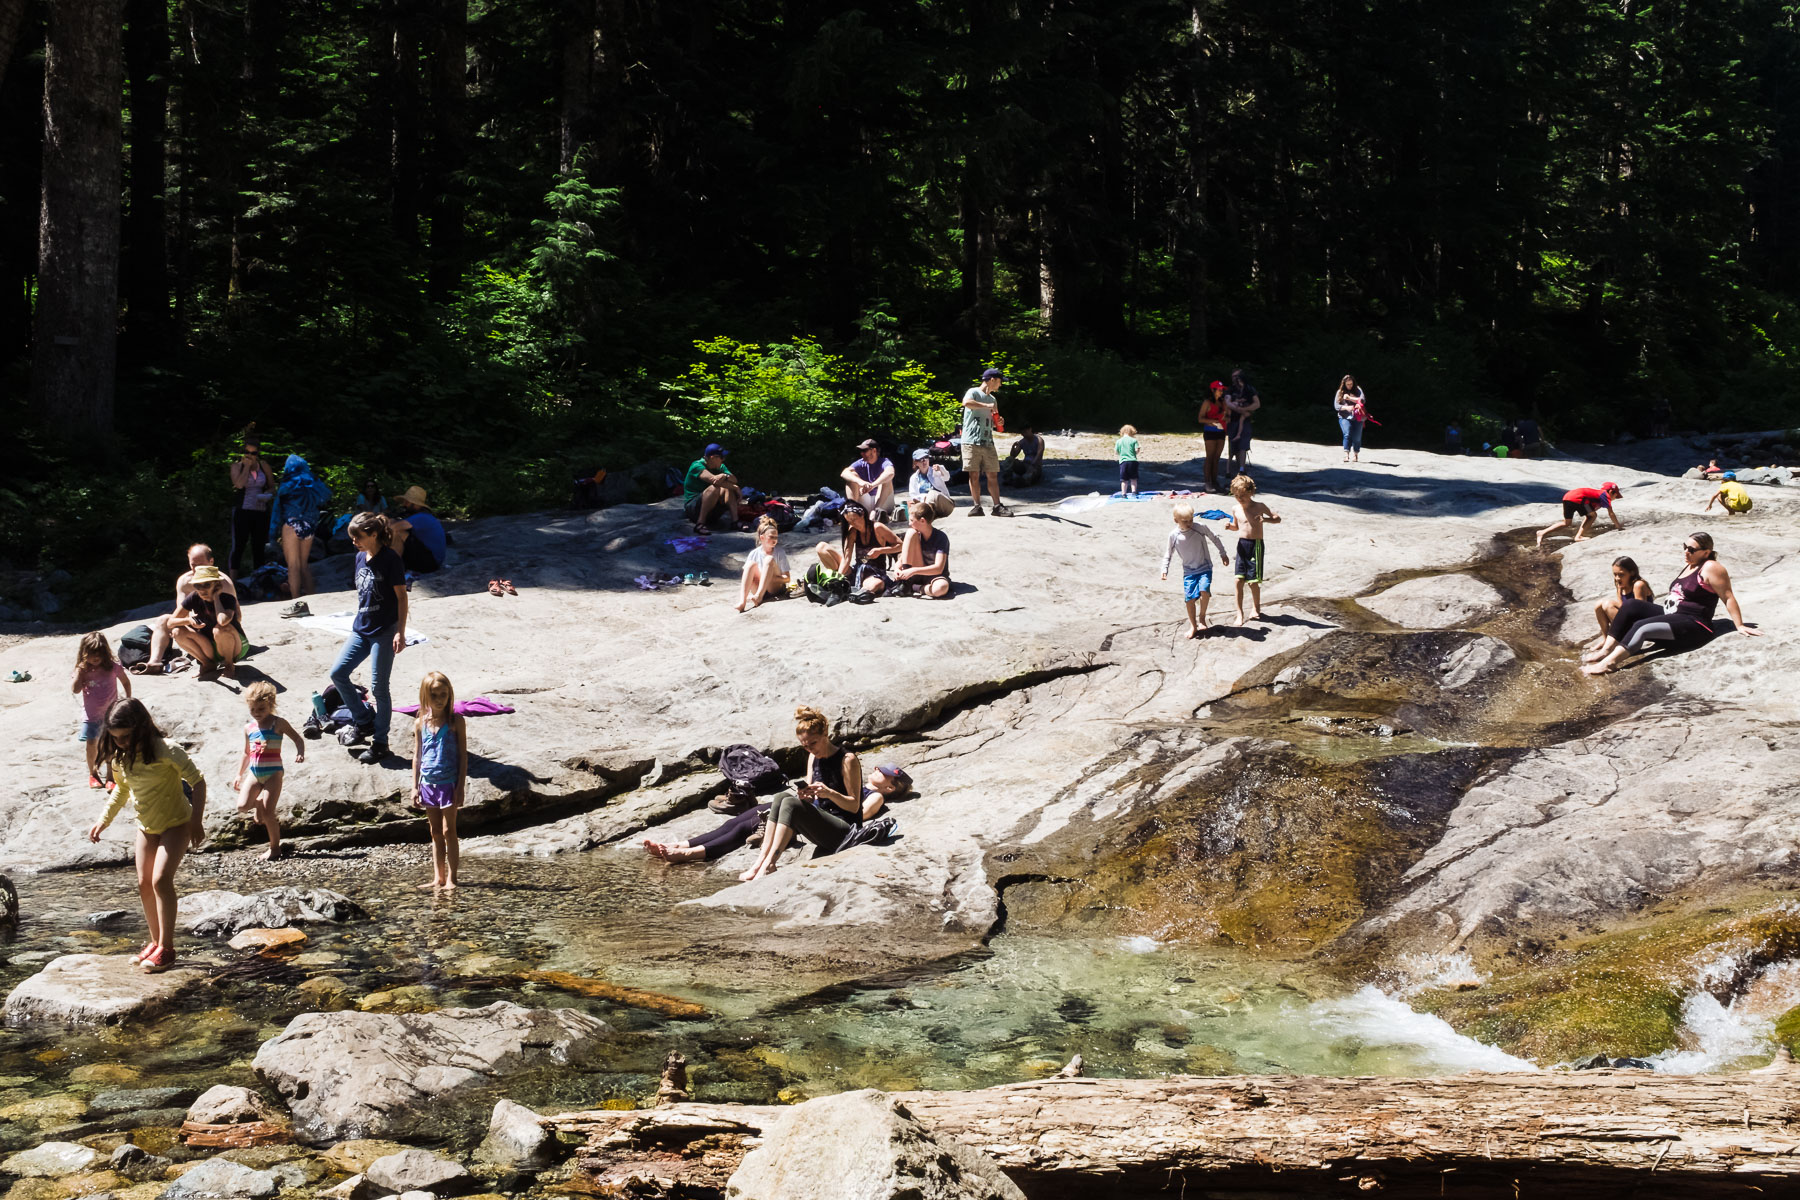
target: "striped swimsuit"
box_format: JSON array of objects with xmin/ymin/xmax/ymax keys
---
[{"xmin": 246, "ymin": 720, "xmax": 284, "ymax": 780}]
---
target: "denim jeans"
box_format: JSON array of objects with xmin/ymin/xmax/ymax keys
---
[
  {"xmin": 329, "ymin": 624, "xmax": 395, "ymax": 740},
  {"xmin": 1339, "ymin": 416, "xmax": 1364, "ymax": 453}
]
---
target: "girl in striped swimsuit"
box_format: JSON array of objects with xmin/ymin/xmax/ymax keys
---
[{"xmin": 233, "ymin": 681, "xmax": 304, "ymax": 860}]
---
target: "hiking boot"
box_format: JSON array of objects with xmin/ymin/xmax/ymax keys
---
[
  {"xmin": 709, "ymin": 790, "xmax": 757, "ymax": 816},
  {"xmin": 278, "ymin": 601, "xmax": 311, "ymax": 619},
  {"xmin": 302, "ymin": 714, "xmax": 324, "ymax": 740},
  {"xmin": 357, "ymin": 740, "xmax": 389, "ymax": 765},
  {"xmin": 991, "ymin": 503, "xmax": 1014, "ymax": 517},
  {"xmin": 967, "ymin": 505, "xmax": 986, "ymax": 517}
]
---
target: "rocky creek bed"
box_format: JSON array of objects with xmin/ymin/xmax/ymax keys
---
[{"xmin": 0, "ymin": 434, "xmax": 1796, "ymax": 1196}]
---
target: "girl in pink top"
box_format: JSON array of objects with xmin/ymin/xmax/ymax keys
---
[{"xmin": 71, "ymin": 632, "xmax": 131, "ymax": 789}]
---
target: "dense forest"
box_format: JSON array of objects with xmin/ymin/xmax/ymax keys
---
[{"xmin": 4, "ymin": 0, "xmax": 1800, "ymax": 611}]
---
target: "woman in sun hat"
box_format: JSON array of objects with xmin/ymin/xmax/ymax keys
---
[{"xmin": 389, "ymin": 485, "xmax": 447, "ymax": 575}]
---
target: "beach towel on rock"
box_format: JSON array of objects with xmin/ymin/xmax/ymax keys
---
[
  {"xmin": 296, "ymin": 611, "xmax": 429, "ymax": 646},
  {"xmin": 393, "ymin": 696, "xmax": 516, "ymax": 716}
]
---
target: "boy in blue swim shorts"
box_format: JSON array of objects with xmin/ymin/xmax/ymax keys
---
[{"xmin": 1161, "ymin": 503, "xmax": 1229, "ymax": 638}]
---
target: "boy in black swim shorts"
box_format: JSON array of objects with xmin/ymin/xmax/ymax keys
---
[{"xmin": 1226, "ymin": 474, "xmax": 1281, "ymax": 625}]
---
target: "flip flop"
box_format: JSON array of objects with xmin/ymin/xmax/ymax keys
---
[
  {"xmin": 499, "ymin": 580, "xmax": 518, "ymax": 595},
  {"xmin": 487, "ymin": 580, "xmax": 504, "ymax": 596}
]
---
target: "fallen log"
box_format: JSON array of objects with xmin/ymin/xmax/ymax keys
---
[
  {"xmin": 546, "ymin": 1061, "xmax": 1800, "ymax": 1198},
  {"xmin": 178, "ymin": 1119, "xmax": 293, "ymax": 1148}
]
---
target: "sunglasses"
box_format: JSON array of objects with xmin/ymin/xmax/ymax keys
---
[{"xmin": 1683, "ymin": 543, "xmax": 1701, "ymax": 552}]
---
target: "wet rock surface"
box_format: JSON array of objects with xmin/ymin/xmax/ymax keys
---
[
  {"xmin": 3, "ymin": 955, "xmax": 209, "ymax": 1030},
  {"xmin": 253, "ymin": 1002, "xmax": 611, "ymax": 1144},
  {"xmin": 180, "ymin": 888, "xmax": 365, "ymax": 937},
  {"xmin": 1361, "ymin": 572, "xmax": 1507, "ymax": 629}
]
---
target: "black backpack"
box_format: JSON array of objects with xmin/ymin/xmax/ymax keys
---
[
  {"xmin": 719, "ymin": 744, "xmax": 786, "ymax": 800},
  {"xmin": 804, "ymin": 564, "xmax": 851, "ymax": 606}
]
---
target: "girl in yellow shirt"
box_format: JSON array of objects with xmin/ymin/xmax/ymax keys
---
[{"xmin": 87, "ymin": 699, "xmax": 208, "ymax": 972}]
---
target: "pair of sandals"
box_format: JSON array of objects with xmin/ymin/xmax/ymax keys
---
[{"xmin": 485, "ymin": 580, "xmax": 519, "ymax": 596}]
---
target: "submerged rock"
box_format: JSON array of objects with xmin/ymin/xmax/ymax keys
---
[
  {"xmin": 110, "ymin": 1144, "xmax": 173, "ymax": 1183},
  {"xmin": 725, "ymin": 1089, "xmax": 1024, "ymax": 1200},
  {"xmin": 180, "ymin": 890, "xmax": 365, "ymax": 938},
  {"xmin": 252, "ymin": 1002, "xmax": 610, "ymax": 1144},
  {"xmin": 1362, "ymin": 573, "xmax": 1506, "ymax": 630},
  {"xmin": 474, "ymin": 1100, "xmax": 553, "ymax": 1170},
  {"xmin": 3, "ymin": 955, "xmax": 208, "ymax": 1030},
  {"xmin": 227, "ymin": 929, "xmax": 308, "ymax": 953},
  {"xmin": 89, "ymin": 1086, "xmax": 194, "ymax": 1114}
]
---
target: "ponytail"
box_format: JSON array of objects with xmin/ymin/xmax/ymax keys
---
[{"xmin": 1690, "ymin": 531, "xmax": 1718, "ymax": 562}]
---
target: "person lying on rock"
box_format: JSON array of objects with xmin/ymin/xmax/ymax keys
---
[
  {"xmin": 1582, "ymin": 532, "xmax": 1760, "ymax": 675},
  {"xmin": 1536, "ymin": 482, "xmax": 1623, "ymax": 548},
  {"xmin": 894, "ymin": 509, "xmax": 952, "ymax": 599},
  {"xmin": 645, "ymin": 760, "xmax": 910, "ymax": 865},
  {"xmin": 814, "ymin": 504, "xmax": 900, "ymax": 596},
  {"xmin": 145, "ymin": 544, "xmax": 239, "ymax": 672},
  {"xmin": 1590, "ymin": 556, "xmax": 1656, "ymax": 646},
  {"xmin": 735, "ymin": 706, "xmax": 898, "ymax": 882},
  {"xmin": 168, "ymin": 566, "xmax": 246, "ymax": 681},
  {"xmin": 736, "ymin": 515, "xmax": 791, "ymax": 612}
]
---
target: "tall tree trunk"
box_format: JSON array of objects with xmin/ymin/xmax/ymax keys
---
[
  {"xmin": 121, "ymin": 0, "xmax": 168, "ymax": 351},
  {"xmin": 559, "ymin": 0, "xmax": 594, "ymax": 174},
  {"xmin": 388, "ymin": 0, "xmax": 423, "ymax": 242},
  {"xmin": 32, "ymin": 0, "xmax": 126, "ymax": 437},
  {"xmin": 0, "ymin": 0, "xmax": 28, "ymax": 93},
  {"xmin": 426, "ymin": 0, "xmax": 465, "ymax": 301},
  {"xmin": 956, "ymin": 0, "xmax": 994, "ymax": 345},
  {"xmin": 0, "ymin": 0, "xmax": 41, "ymax": 366}
]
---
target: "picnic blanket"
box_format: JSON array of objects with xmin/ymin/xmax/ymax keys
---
[{"xmin": 295, "ymin": 611, "xmax": 430, "ymax": 646}]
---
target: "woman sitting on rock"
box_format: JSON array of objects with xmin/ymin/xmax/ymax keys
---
[
  {"xmin": 1583, "ymin": 533, "xmax": 1760, "ymax": 675},
  {"xmin": 814, "ymin": 505, "xmax": 900, "ymax": 595},
  {"xmin": 1588, "ymin": 556, "xmax": 1656, "ymax": 648},
  {"xmin": 732, "ymin": 706, "xmax": 894, "ymax": 882},
  {"xmin": 643, "ymin": 758, "xmax": 910, "ymax": 866}
]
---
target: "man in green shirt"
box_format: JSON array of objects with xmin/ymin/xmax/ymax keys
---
[
  {"xmin": 683, "ymin": 443, "xmax": 743, "ymax": 531},
  {"xmin": 961, "ymin": 368, "xmax": 1010, "ymax": 517}
]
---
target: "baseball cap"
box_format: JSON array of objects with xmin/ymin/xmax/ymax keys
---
[
  {"xmin": 1210, "ymin": 380, "xmax": 1225, "ymax": 389},
  {"xmin": 981, "ymin": 368, "xmax": 1003, "ymax": 380},
  {"xmin": 703, "ymin": 443, "xmax": 726, "ymax": 457},
  {"xmin": 857, "ymin": 438, "xmax": 880, "ymax": 451},
  {"xmin": 1602, "ymin": 481, "xmax": 1621, "ymax": 496},
  {"xmin": 912, "ymin": 448, "xmax": 930, "ymax": 460},
  {"xmin": 876, "ymin": 764, "xmax": 912, "ymax": 788}
]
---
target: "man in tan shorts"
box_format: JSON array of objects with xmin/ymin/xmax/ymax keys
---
[{"xmin": 961, "ymin": 367, "xmax": 1010, "ymax": 516}]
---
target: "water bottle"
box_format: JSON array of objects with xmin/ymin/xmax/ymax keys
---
[{"xmin": 310, "ymin": 692, "xmax": 329, "ymax": 721}]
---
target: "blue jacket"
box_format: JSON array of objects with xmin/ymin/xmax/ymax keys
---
[{"xmin": 271, "ymin": 455, "xmax": 331, "ymax": 531}]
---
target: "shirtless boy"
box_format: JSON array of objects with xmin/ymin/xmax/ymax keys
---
[{"xmin": 1225, "ymin": 474, "xmax": 1281, "ymax": 624}]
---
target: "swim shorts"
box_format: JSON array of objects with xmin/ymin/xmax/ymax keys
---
[
  {"xmin": 76, "ymin": 721, "xmax": 100, "ymax": 742},
  {"xmin": 1119, "ymin": 461, "xmax": 1140, "ymax": 483},
  {"xmin": 1561, "ymin": 499, "xmax": 1597, "ymax": 520},
  {"xmin": 1234, "ymin": 538, "xmax": 1265, "ymax": 582},
  {"xmin": 418, "ymin": 781, "xmax": 456, "ymax": 809},
  {"xmin": 1182, "ymin": 569, "xmax": 1212, "ymax": 602}
]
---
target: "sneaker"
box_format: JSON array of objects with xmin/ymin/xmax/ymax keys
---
[
  {"xmin": 278, "ymin": 601, "xmax": 311, "ymax": 619},
  {"xmin": 336, "ymin": 725, "xmax": 363, "ymax": 747},
  {"xmin": 357, "ymin": 740, "xmax": 389, "ymax": 765},
  {"xmin": 131, "ymin": 942, "xmax": 158, "ymax": 965},
  {"xmin": 302, "ymin": 714, "xmax": 324, "ymax": 740},
  {"xmin": 991, "ymin": 504, "xmax": 1014, "ymax": 517},
  {"xmin": 968, "ymin": 505, "xmax": 986, "ymax": 517},
  {"xmin": 140, "ymin": 945, "xmax": 176, "ymax": 973}
]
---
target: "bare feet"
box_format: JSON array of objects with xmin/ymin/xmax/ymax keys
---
[
  {"xmin": 441, "ymin": 881, "xmax": 458, "ymax": 893},
  {"xmin": 739, "ymin": 863, "xmax": 774, "ymax": 882},
  {"xmin": 418, "ymin": 881, "xmax": 438, "ymax": 890},
  {"xmin": 1581, "ymin": 662, "xmax": 1615, "ymax": 676},
  {"xmin": 259, "ymin": 845, "xmax": 282, "ymax": 862},
  {"xmin": 1187, "ymin": 627, "xmax": 1201, "ymax": 640},
  {"xmin": 643, "ymin": 838, "xmax": 669, "ymax": 859}
]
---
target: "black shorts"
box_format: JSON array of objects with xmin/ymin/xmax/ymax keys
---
[
  {"xmin": 683, "ymin": 495, "xmax": 705, "ymax": 522},
  {"xmin": 401, "ymin": 535, "xmax": 442, "ymax": 574},
  {"xmin": 1562, "ymin": 500, "xmax": 1597, "ymax": 520},
  {"xmin": 1120, "ymin": 461, "xmax": 1140, "ymax": 482}
]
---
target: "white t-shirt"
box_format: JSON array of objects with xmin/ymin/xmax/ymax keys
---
[{"xmin": 746, "ymin": 545, "xmax": 790, "ymax": 576}]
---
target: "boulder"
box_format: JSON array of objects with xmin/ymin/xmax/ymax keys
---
[
  {"xmin": 364, "ymin": 1149, "xmax": 469, "ymax": 1195},
  {"xmin": 160, "ymin": 1159, "xmax": 280, "ymax": 1199},
  {"xmin": 227, "ymin": 929, "xmax": 308, "ymax": 953},
  {"xmin": 252, "ymin": 1002, "xmax": 610, "ymax": 1144},
  {"xmin": 180, "ymin": 889, "xmax": 365, "ymax": 938},
  {"xmin": 3, "ymin": 955, "xmax": 208, "ymax": 1030},
  {"xmin": 1436, "ymin": 636, "xmax": 1516, "ymax": 690},
  {"xmin": 1362, "ymin": 573, "xmax": 1505, "ymax": 630},
  {"xmin": 320, "ymin": 1174, "xmax": 377, "ymax": 1200},
  {"xmin": 319, "ymin": 1142, "xmax": 410, "ymax": 1176},
  {"xmin": 1, "ymin": 1142, "xmax": 100, "ymax": 1178},
  {"xmin": 473, "ymin": 1099, "xmax": 553, "ymax": 1170},
  {"xmin": 186, "ymin": 1086, "xmax": 280, "ymax": 1126},
  {"xmin": 724, "ymin": 1089, "xmax": 1024, "ymax": 1200}
]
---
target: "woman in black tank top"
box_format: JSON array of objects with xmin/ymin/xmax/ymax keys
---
[
  {"xmin": 739, "ymin": 705, "xmax": 869, "ymax": 882},
  {"xmin": 1583, "ymin": 532, "xmax": 1760, "ymax": 675}
]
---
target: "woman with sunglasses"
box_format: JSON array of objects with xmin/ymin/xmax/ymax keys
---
[{"xmin": 1582, "ymin": 532, "xmax": 1759, "ymax": 675}]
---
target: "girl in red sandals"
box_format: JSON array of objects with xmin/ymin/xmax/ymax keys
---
[{"xmin": 86, "ymin": 699, "xmax": 208, "ymax": 972}]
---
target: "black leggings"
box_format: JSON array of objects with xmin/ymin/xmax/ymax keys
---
[
  {"xmin": 689, "ymin": 805, "xmax": 768, "ymax": 861},
  {"xmin": 769, "ymin": 789, "xmax": 855, "ymax": 857},
  {"xmin": 1608, "ymin": 598, "xmax": 1715, "ymax": 654},
  {"xmin": 230, "ymin": 507, "xmax": 270, "ymax": 575}
]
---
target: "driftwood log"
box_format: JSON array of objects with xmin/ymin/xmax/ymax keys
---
[{"xmin": 547, "ymin": 1061, "xmax": 1800, "ymax": 1198}]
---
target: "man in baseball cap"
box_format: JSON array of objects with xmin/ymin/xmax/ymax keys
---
[
  {"xmin": 961, "ymin": 368, "xmax": 1010, "ymax": 516},
  {"xmin": 841, "ymin": 437, "xmax": 895, "ymax": 515},
  {"xmin": 683, "ymin": 443, "xmax": 744, "ymax": 531}
]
